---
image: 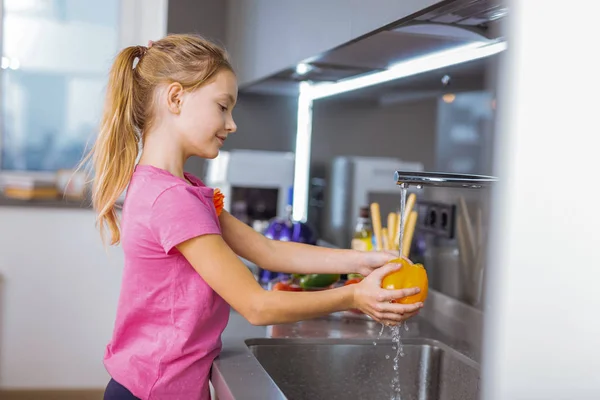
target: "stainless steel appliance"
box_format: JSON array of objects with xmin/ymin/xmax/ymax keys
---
[{"xmin": 204, "ymin": 150, "xmax": 295, "ymax": 230}]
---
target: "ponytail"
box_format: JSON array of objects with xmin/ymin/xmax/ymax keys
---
[
  {"xmin": 81, "ymin": 34, "xmax": 233, "ymax": 246},
  {"xmin": 84, "ymin": 45, "xmax": 145, "ymax": 245}
]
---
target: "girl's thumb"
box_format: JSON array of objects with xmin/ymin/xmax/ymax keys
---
[{"xmin": 372, "ymin": 262, "xmax": 401, "ymax": 281}]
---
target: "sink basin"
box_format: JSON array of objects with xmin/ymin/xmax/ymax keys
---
[{"xmin": 245, "ymin": 337, "xmax": 480, "ymax": 400}]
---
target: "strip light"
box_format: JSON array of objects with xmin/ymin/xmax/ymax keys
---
[
  {"xmin": 309, "ymin": 41, "xmax": 507, "ymax": 100},
  {"xmin": 291, "ymin": 82, "xmax": 314, "ymax": 222},
  {"xmin": 292, "ymin": 40, "xmax": 507, "ymax": 222}
]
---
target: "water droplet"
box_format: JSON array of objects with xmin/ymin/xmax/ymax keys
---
[
  {"xmin": 385, "ymin": 354, "xmax": 390, "ymax": 359},
  {"xmin": 393, "ymin": 364, "xmax": 399, "ymax": 371},
  {"xmin": 373, "ymin": 341, "xmax": 377, "ymax": 346},
  {"xmin": 392, "ymin": 346, "xmax": 397, "ymax": 350}
]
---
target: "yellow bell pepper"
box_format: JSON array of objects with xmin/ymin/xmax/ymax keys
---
[{"xmin": 381, "ymin": 258, "xmax": 428, "ymax": 305}]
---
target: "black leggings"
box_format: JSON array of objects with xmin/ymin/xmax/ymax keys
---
[{"xmin": 104, "ymin": 378, "xmax": 140, "ymax": 400}]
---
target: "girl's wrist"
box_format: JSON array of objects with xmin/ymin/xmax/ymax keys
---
[
  {"xmin": 351, "ymin": 250, "xmax": 371, "ymax": 276},
  {"xmin": 345, "ymin": 283, "xmax": 358, "ymax": 309}
]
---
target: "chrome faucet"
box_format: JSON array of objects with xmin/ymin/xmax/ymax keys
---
[
  {"xmin": 394, "ymin": 170, "xmax": 498, "ymax": 307},
  {"xmin": 394, "ymin": 171, "xmax": 497, "ymax": 189}
]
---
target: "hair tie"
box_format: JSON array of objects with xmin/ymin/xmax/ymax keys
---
[{"xmin": 139, "ymin": 41, "xmax": 153, "ymax": 59}]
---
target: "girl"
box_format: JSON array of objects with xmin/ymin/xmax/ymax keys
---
[{"xmin": 88, "ymin": 34, "xmax": 423, "ymax": 400}]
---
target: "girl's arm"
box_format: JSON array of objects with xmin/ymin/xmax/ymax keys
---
[
  {"xmin": 218, "ymin": 210, "xmax": 394, "ymax": 276},
  {"xmin": 177, "ymin": 233, "xmax": 422, "ymax": 326}
]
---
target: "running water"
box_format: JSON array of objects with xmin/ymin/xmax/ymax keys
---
[
  {"xmin": 373, "ymin": 322, "xmax": 385, "ymax": 346},
  {"xmin": 389, "ymin": 185, "xmax": 409, "ymax": 399},
  {"xmin": 397, "ymin": 186, "xmax": 408, "ymax": 258},
  {"xmin": 389, "ymin": 321, "xmax": 405, "ymax": 399}
]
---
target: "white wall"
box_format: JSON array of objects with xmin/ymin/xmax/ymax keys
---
[
  {"xmin": 0, "ymin": 208, "xmax": 123, "ymax": 388},
  {"xmin": 481, "ymin": 1, "xmax": 600, "ymax": 399},
  {"xmin": 226, "ymin": 0, "xmax": 443, "ymax": 87}
]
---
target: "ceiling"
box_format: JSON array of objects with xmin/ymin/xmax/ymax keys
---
[{"xmin": 241, "ymin": 0, "xmax": 507, "ymax": 101}]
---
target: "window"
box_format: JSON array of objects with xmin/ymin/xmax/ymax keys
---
[{"xmin": 1, "ymin": 0, "xmax": 120, "ymax": 172}]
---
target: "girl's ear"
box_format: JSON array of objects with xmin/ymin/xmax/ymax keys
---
[{"xmin": 166, "ymin": 82, "xmax": 184, "ymax": 115}]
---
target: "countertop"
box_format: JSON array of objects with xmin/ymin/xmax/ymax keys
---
[
  {"xmin": 0, "ymin": 193, "xmax": 91, "ymax": 209},
  {"xmin": 212, "ymin": 289, "xmax": 482, "ymax": 400}
]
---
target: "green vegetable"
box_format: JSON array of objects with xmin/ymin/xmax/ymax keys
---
[
  {"xmin": 348, "ymin": 273, "xmax": 363, "ymax": 279},
  {"xmin": 299, "ymin": 274, "xmax": 341, "ymax": 289}
]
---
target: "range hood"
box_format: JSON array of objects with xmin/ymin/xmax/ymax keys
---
[
  {"xmin": 243, "ymin": 0, "xmax": 507, "ymax": 97},
  {"xmin": 414, "ymin": 0, "xmax": 507, "ymax": 27}
]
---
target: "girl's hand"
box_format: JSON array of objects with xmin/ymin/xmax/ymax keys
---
[
  {"xmin": 351, "ymin": 262, "xmax": 423, "ymax": 325},
  {"xmin": 356, "ymin": 250, "xmax": 407, "ymax": 277}
]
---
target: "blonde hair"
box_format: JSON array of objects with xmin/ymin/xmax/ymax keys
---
[{"xmin": 82, "ymin": 34, "xmax": 233, "ymax": 245}]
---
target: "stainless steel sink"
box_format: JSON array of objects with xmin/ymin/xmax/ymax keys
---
[{"xmin": 245, "ymin": 337, "xmax": 480, "ymax": 400}]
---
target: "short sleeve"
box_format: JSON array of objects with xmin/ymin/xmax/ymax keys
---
[{"xmin": 149, "ymin": 185, "xmax": 221, "ymax": 254}]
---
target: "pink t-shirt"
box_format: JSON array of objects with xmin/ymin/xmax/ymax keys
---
[{"xmin": 104, "ymin": 164, "xmax": 230, "ymax": 400}]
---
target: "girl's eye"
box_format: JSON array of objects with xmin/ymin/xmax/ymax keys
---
[{"xmin": 219, "ymin": 104, "xmax": 228, "ymax": 112}]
